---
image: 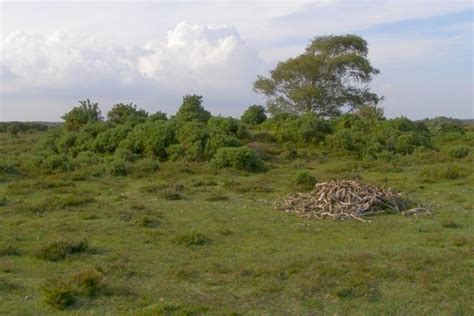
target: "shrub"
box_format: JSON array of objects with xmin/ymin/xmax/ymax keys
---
[
  {"xmin": 105, "ymin": 157, "xmax": 128, "ymax": 176},
  {"xmin": 294, "ymin": 171, "xmax": 316, "ymax": 191},
  {"xmin": 241, "ymin": 105, "xmax": 267, "ymax": 125},
  {"xmin": 40, "ymin": 154, "xmax": 72, "ymax": 173},
  {"xmin": 43, "ymin": 281, "xmax": 75, "ymax": 309},
  {"xmin": 93, "ymin": 125, "xmax": 131, "ymax": 153},
  {"xmin": 175, "ymin": 94, "xmax": 211, "ymax": 123},
  {"xmin": 70, "ymin": 268, "xmax": 104, "ymax": 296},
  {"xmin": 211, "ymin": 147, "xmax": 265, "ymax": 172},
  {"xmin": 43, "ymin": 268, "xmax": 104, "ymax": 309},
  {"xmin": 148, "ymin": 111, "xmax": 168, "ymax": 121},
  {"xmin": 283, "ymin": 142, "xmax": 298, "ymax": 160},
  {"xmin": 62, "ymin": 99, "xmax": 102, "ymax": 131},
  {"xmin": 37, "ymin": 239, "xmax": 89, "ymax": 261},
  {"xmin": 278, "ymin": 113, "xmax": 332, "ymax": 145},
  {"xmin": 449, "ymin": 146, "xmax": 470, "ymax": 159},
  {"xmin": 129, "ymin": 158, "xmax": 160, "ymax": 176},
  {"xmin": 107, "ymin": 103, "xmax": 148, "ymax": 124},
  {"xmin": 175, "ymin": 232, "xmax": 210, "ymax": 246},
  {"xmin": 161, "ymin": 189, "xmax": 183, "ymax": 200},
  {"xmin": 0, "ymin": 244, "xmax": 21, "ymax": 256}
]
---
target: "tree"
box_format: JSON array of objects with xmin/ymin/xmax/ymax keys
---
[
  {"xmin": 107, "ymin": 103, "xmax": 148, "ymax": 124},
  {"xmin": 241, "ymin": 105, "xmax": 267, "ymax": 125},
  {"xmin": 175, "ymin": 94, "xmax": 211, "ymax": 123},
  {"xmin": 62, "ymin": 99, "xmax": 102, "ymax": 131},
  {"xmin": 253, "ymin": 35, "xmax": 382, "ymax": 117}
]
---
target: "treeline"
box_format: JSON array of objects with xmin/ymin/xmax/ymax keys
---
[
  {"xmin": 0, "ymin": 122, "xmax": 51, "ymax": 134},
  {"xmin": 23, "ymin": 95, "xmax": 469, "ymax": 177}
]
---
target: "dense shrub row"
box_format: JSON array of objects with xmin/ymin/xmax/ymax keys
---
[
  {"xmin": 26, "ymin": 95, "xmax": 449, "ymax": 176},
  {"xmin": 34, "ymin": 95, "xmax": 263, "ymax": 175}
]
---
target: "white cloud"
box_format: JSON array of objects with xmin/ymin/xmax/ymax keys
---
[{"xmin": 0, "ymin": 22, "xmax": 264, "ymax": 120}]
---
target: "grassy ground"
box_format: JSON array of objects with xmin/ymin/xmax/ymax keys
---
[{"xmin": 0, "ymin": 131, "xmax": 473, "ymax": 315}]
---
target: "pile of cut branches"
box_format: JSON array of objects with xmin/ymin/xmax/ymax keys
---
[{"xmin": 275, "ymin": 180, "xmax": 408, "ymax": 222}]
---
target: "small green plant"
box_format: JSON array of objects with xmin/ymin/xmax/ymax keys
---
[
  {"xmin": 0, "ymin": 244, "xmax": 21, "ymax": 256},
  {"xmin": 441, "ymin": 220, "xmax": 462, "ymax": 229},
  {"xmin": 37, "ymin": 239, "xmax": 89, "ymax": 261},
  {"xmin": 43, "ymin": 280, "xmax": 75, "ymax": 309},
  {"xmin": 160, "ymin": 189, "xmax": 183, "ymax": 200},
  {"xmin": 43, "ymin": 268, "xmax": 104, "ymax": 309},
  {"xmin": 137, "ymin": 216, "xmax": 160, "ymax": 228},
  {"xmin": 71, "ymin": 268, "xmax": 104, "ymax": 296},
  {"xmin": 175, "ymin": 232, "xmax": 210, "ymax": 246},
  {"xmin": 294, "ymin": 171, "xmax": 316, "ymax": 191},
  {"xmin": 448, "ymin": 146, "xmax": 470, "ymax": 159},
  {"xmin": 205, "ymin": 193, "xmax": 230, "ymax": 201}
]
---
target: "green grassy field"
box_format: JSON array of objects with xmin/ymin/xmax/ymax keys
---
[{"xmin": 0, "ymin": 130, "xmax": 473, "ymax": 315}]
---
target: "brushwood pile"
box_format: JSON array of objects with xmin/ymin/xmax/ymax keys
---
[{"xmin": 275, "ymin": 180, "xmax": 408, "ymax": 222}]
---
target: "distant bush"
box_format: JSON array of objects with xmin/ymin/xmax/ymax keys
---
[
  {"xmin": 448, "ymin": 146, "xmax": 470, "ymax": 159},
  {"xmin": 294, "ymin": 171, "xmax": 317, "ymax": 191},
  {"xmin": 62, "ymin": 99, "xmax": 102, "ymax": 131},
  {"xmin": 241, "ymin": 105, "xmax": 267, "ymax": 125},
  {"xmin": 211, "ymin": 147, "xmax": 265, "ymax": 172},
  {"xmin": 0, "ymin": 122, "xmax": 49, "ymax": 134},
  {"xmin": 107, "ymin": 103, "xmax": 148, "ymax": 125},
  {"xmin": 175, "ymin": 94, "xmax": 210, "ymax": 123},
  {"xmin": 148, "ymin": 111, "xmax": 168, "ymax": 121},
  {"xmin": 37, "ymin": 239, "xmax": 89, "ymax": 261}
]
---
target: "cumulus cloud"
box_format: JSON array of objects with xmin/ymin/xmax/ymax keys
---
[
  {"xmin": 137, "ymin": 21, "xmax": 262, "ymax": 89},
  {"xmin": 0, "ymin": 22, "xmax": 264, "ymax": 119}
]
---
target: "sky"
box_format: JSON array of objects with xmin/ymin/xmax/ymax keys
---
[{"xmin": 0, "ymin": 0, "xmax": 473, "ymax": 121}]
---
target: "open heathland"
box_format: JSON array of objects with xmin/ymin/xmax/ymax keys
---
[{"xmin": 0, "ymin": 112, "xmax": 473, "ymax": 314}]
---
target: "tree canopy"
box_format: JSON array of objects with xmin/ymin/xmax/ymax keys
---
[{"xmin": 253, "ymin": 35, "xmax": 382, "ymax": 117}]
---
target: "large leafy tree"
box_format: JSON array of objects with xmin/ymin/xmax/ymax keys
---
[{"xmin": 253, "ymin": 35, "xmax": 382, "ymax": 116}]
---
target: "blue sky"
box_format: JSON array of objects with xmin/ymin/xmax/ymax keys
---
[{"xmin": 0, "ymin": 0, "xmax": 472, "ymax": 121}]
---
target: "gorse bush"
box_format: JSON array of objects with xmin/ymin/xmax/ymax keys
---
[
  {"xmin": 29, "ymin": 95, "xmax": 440, "ymax": 176},
  {"xmin": 448, "ymin": 146, "xmax": 470, "ymax": 159},
  {"xmin": 211, "ymin": 147, "xmax": 265, "ymax": 172},
  {"xmin": 241, "ymin": 105, "xmax": 267, "ymax": 125},
  {"xmin": 294, "ymin": 171, "xmax": 317, "ymax": 191}
]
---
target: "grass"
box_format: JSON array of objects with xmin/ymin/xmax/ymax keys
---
[{"xmin": 0, "ymin": 131, "xmax": 473, "ymax": 314}]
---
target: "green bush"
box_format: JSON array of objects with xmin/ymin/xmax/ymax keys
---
[
  {"xmin": 211, "ymin": 147, "xmax": 265, "ymax": 172},
  {"xmin": 448, "ymin": 146, "xmax": 470, "ymax": 159},
  {"xmin": 37, "ymin": 239, "xmax": 89, "ymax": 261},
  {"xmin": 294, "ymin": 171, "xmax": 317, "ymax": 191},
  {"xmin": 241, "ymin": 105, "xmax": 267, "ymax": 125},
  {"xmin": 175, "ymin": 94, "xmax": 210, "ymax": 123},
  {"xmin": 107, "ymin": 103, "xmax": 148, "ymax": 124},
  {"xmin": 105, "ymin": 157, "xmax": 128, "ymax": 176},
  {"xmin": 62, "ymin": 99, "xmax": 102, "ymax": 131},
  {"xmin": 93, "ymin": 125, "xmax": 131, "ymax": 153}
]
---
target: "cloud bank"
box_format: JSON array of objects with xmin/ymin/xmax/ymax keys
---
[{"xmin": 0, "ymin": 21, "xmax": 264, "ymax": 120}]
